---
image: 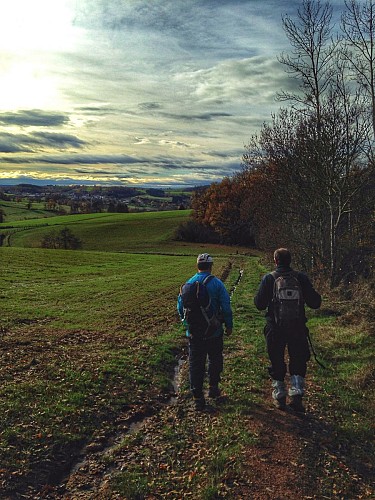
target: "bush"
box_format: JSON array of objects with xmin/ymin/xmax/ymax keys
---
[
  {"xmin": 41, "ymin": 228, "xmax": 82, "ymax": 250},
  {"xmin": 173, "ymin": 220, "xmax": 220, "ymax": 243}
]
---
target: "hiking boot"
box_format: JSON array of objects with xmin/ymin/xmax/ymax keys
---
[
  {"xmin": 271, "ymin": 380, "xmax": 287, "ymax": 410},
  {"xmin": 289, "ymin": 375, "xmax": 305, "ymax": 397},
  {"xmin": 289, "ymin": 395, "xmax": 305, "ymax": 413},
  {"xmin": 208, "ymin": 386, "xmax": 221, "ymax": 399},
  {"xmin": 272, "ymin": 395, "xmax": 286, "ymax": 410},
  {"xmin": 193, "ymin": 396, "xmax": 206, "ymax": 411}
]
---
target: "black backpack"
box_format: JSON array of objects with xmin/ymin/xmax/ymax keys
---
[
  {"xmin": 179, "ymin": 275, "xmax": 221, "ymax": 339},
  {"xmin": 271, "ymin": 271, "xmax": 304, "ymax": 328}
]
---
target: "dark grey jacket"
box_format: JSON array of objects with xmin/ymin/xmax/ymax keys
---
[{"xmin": 254, "ymin": 265, "xmax": 321, "ymax": 324}]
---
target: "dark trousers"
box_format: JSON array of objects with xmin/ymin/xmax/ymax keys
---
[
  {"xmin": 264, "ymin": 323, "xmax": 311, "ymax": 381},
  {"xmin": 188, "ymin": 335, "xmax": 224, "ymax": 398}
]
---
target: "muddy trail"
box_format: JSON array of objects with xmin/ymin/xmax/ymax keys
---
[
  {"xmin": 23, "ymin": 357, "xmax": 374, "ymax": 499},
  {"xmin": 17, "ymin": 323, "xmax": 374, "ymax": 498},
  {"xmin": 44, "ymin": 369, "xmax": 310, "ymax": 499}
]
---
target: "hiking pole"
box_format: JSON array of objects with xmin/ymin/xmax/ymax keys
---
[{"xmin": 307, "ymin": 330, "xmax": 327, "ymax": 369}]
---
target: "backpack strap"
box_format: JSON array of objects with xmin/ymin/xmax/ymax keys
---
[
  {"xmin": 271, "ymin": 270, "xmax": 279, "ymax": 280},
  {"xmin": 180, "ymin": 274, "xmax": 214, "ymax": 295},
  {"xmin": 271, "ymin": 271, "xmax": 279, "ymax": 304},
  {"xmin": 203, "ymin": 274, "xmax": 215, "ymax": 286},
  {"xmin": 271, "ymin": 270, "xmax": 299, "ymax": 282}
]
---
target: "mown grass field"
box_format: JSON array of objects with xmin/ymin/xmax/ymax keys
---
[
  {"xmin": 0, "ymin": 210, "xmax": 374, "ymax": 498},
  {"xmin": 0, "ymin": 209, "xmax": 218, "ymax": 254},
  {"xmin": 0, "ymin": 199, "xmax": 61, "ymax": 222}
]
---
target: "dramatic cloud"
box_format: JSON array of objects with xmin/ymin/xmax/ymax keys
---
[
  {"xmin": 31, "ymin": 132, "xmax": 87, "ymax": 149},
  {"xmin": 0, "ymin": 110, "xmax": 69, "ymax": 127},
  {"xmin": 0, "ymin": 131, "xmax": 86, "ymax": 152},
  {"xmin": 0, "ymin": 0, "xmax": 344, "ymax": 187}
]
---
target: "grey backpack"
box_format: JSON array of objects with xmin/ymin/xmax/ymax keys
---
[{"xmin": 271, "ymin": 271, "xmax": 303, "ymax": 328}]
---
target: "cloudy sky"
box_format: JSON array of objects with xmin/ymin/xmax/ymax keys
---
[{"xmin": 0, "ymin": 0, "xmax": 343, "ymax": 187}]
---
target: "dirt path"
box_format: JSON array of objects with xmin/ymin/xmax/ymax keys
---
[
  {"xmin": 28, "ymin": 369, "xmax": 330, "ymax": 499},
  {"xmin": 42, "ymin": 401, "xmax": 307, "ymax": 499},
  {"xmin": 234, "ymin": 401, "xmax": 312, "ymax": 499},
  {"xmin": 4, "ymin": 352, "xmax": 373, "ymax": 499}
]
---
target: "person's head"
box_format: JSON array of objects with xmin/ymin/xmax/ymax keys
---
[
  {"xmin": 197, "ymin": 253, "xmax": 213, "ymax": 272},
  {"xmin": 274, "ymin": 248, "xmax": 292, "ymax": 267}
]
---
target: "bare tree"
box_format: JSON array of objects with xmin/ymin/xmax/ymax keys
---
[
  {"xmin": 278, "ymin": 0, "xmax": 337, "ymax": 131},
  {"xmin": 242, "ymin": 95, "xmax": 371, "ymax": 284},
  {"xmin": 273, "ymin": 0, "xmax": 375, "ymax": 285},
  {"xmin": 41, "ymin": 228, "xmax": 82, "ymax": 250},
  {"xmin": 298, "ymin": 71, "xmax": 370, "ymax": 284},
  {"xmin": 341, "ymin": 0, "xmax": 375, "ymax": 139}
]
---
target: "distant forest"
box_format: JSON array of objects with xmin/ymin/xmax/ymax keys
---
[{"xmin": 177, "ymin": 0, "xmax": 375, "ymax": 288}]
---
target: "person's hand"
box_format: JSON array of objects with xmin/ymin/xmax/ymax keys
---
[{"xmin": 225, "ymin": 327, "xmax": 232, "ymax": 336}]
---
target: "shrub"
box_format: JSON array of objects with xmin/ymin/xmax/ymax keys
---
[
  {"xmin": 173, "ymin": 219, "xmax": 220, "ymax": 243},
  {"xmin": 41, "ymin": 228, "xmax": 82, "ymax": 250}
]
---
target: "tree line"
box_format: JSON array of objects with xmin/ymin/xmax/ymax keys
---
[{"xmin": 177, "ymin": 0, "xmax": 375, "ymax": 287}]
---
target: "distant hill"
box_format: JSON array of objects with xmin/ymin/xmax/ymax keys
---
[{"xmin": 0, "ymin": 210, "xmax": 194, "ymax": 253}]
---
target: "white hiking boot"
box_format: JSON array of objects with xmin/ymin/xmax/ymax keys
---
[
  {"xmin": 289, "ymin": 375, "xmax": 305, "ymax": 396},
  {"xmin": 289, "ymin": 375, "xmax": 305, "ymax": 413},
  {"xmin": 271, "ymin": 380, "xmax": 287, "ymax": 410}
]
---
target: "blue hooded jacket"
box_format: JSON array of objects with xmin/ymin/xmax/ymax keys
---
[{"xmin": 177, "ymin": 271, "xmax": 233, "ymax": 338}]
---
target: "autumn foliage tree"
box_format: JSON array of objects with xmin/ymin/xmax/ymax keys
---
[
  {"xmin": 179, "ymin": 0, "xmax": 374, "ymax": 286},
  {"xmin": 188, "ymin": 178, "xmax": 257, "ymax": 246}
]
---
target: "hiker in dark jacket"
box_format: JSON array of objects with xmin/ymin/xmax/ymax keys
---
[
  {"xmin": 254, "ymin": 248, "xmax": 321, "ymax": 413},
  {"xmin": 177, "ymin": 253, "xmax": 233, "ymax": 411}
]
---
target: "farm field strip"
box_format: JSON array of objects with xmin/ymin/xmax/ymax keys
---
[
  {"xmin": 1, "ymin": 210, "xmax": 194, "ymax": 253},
  {"xmin": 1, "ymin": 247, "xmax": 238, "ymax": 330},
  {"xmin": 0, "ymin": 209, "xmax": 190, "ymax": 229}
]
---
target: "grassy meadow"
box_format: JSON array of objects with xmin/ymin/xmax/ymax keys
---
[
  {"xmin": 0, "ymin": 199, "xmax": 62, "ymax": 223},
  {"xmin": 1, "ymin": 209, "xmax": 193, "ymax": 252},
  {"xmin": 0, "ymin": 209, "xmax": 374, "ymax": 498}
]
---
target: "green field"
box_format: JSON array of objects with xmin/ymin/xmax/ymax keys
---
[
  {"xmin": 0, "ymin": 209, "xmax": 204, "ymax": 253},
  {"xmin": 0, "ymin": 199, "xmax": 61, "ymax": 222},
  {"xmin": 0, "ymin": 210, "xmax": 374, "ymax": 498}
]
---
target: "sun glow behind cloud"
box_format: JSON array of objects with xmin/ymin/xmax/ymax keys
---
[
  {"xmin": 0, "ymin": 0, "xmax": 80, "ymax": 111},
  {"xmin": 0, "ymin": 62, "xmax": 61, "ymax": 110},
  {"xmin": 0, "ymin": 0, "xmax": 77, "ymax": 52},
  {"xmin": 0, "ymin": 0, "xmax": 334, "ymax": 187}
]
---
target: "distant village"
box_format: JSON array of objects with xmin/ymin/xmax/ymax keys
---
[{"xmin": 0, "ymin": 184, "xmax": 193, "ymax": 216}]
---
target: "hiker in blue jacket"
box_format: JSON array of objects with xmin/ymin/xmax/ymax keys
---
[
  {"xmin": 254, "ymin": 248, "xmax": 321, "ymax": 413},
  {"xmin": 177, "ymin": 253, "xmax": 233, "ymax": 410}
]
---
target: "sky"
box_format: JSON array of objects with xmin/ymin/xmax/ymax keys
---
[{"xmin": 0, "ymin": 0, "xmax": 344, "ymax": 188}]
